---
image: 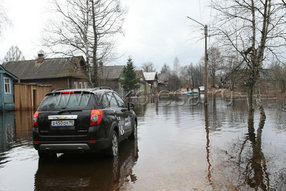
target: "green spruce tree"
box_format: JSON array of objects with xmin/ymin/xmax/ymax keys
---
[{"xmin": 120, "ymin": 57, "xmax": 139, "ymax": 92}]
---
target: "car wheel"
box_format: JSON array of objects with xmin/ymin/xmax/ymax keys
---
[
  {"xmin": 106, "ymin": 130, "xmax": 119, "ymax": 157},
  {"xmin": 129, "ymin": 123, "xmax": 137, "ymax": 140}
]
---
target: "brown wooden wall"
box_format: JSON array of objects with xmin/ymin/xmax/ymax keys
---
[
  {"xmin": 14, "ymin": 83, "xmax": 52, "ymax": 111},
  {"xmin": 21, "ymin": 78, "xmax": 89, "ymax": 90}
]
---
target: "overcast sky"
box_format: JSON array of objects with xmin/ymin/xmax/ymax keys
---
[{"xmin": 0, "ymin": 0, "xmax": 212, "ymax": 71}]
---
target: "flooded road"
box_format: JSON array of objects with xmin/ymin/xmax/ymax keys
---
[{"xmin": 0, "ymin": 98, "xmax": 286, "ymax": 191}]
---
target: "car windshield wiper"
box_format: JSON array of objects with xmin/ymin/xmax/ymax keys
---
[{"xmin": 57, "ymin": 108, "xmax": 83, "ymax": 114}]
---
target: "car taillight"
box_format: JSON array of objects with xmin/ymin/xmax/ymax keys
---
[
  {"xmin": 32, "ymin": 111, "xmax": 39, "ymax": 127},
  {"xmin": 90, "ymin": 110, "xmax": 103, "ymax": 126},
  {"xmin": 61, "ymin": 90, "xmax": 75, "ymax": 94}
]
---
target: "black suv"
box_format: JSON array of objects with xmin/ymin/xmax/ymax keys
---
[{"xmin": 32, "ymin": 87, "xmax": 137, "ymax": 158}]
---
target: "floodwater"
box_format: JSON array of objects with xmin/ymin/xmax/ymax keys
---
[{"xmin": 0, "ymin": 97, "xmax": 286, "ymax": 191}]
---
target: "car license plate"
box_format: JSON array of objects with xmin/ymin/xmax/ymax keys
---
[{"xmin": 51, "ymin": 120, "xmax": 74, "ymax": 127}]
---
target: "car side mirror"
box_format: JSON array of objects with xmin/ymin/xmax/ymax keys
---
[{"xmin": 127, "ymin": 103, "xmax": 135, "ymax": 111}]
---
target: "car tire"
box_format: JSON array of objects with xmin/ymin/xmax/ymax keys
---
[
  {"xmin": 129, "ymin": 122, "xmax": 137, "ymax": 140},
  {"xmin": 106, "ymin": 130, "xmax": 119, "ymax": 157}
]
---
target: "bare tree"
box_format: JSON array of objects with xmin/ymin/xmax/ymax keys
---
[
  {"xmin": 212, "ymin": 0, "xmax": 286, "ymax": 120},
  {"xmin": 141, "ymin": 62, "xmax": 156, "ymax": 72},
  {"xmin": 181, "ymin": 63, "xmax": 203, "ymax": 88},
  {"xmin": 168, "ymin": 73, "xmax": 181, "ymax": 91},
  {"xmin": 4, "ymin": 46, "xmax": 25, "ymax": 62},
  {"xmin": 271, "ymin": 62, "xmax": 286, "ymax": 93},
  {"xmin": 160, "ymin": 63, "xmax": 171, "ymax": 74},
  {"xmin": 208, "ymin": 47, "xmax": 224, "ymax": 88},
  {"xmin": 43, "ymin": 0, "xmax": 126, "ymax": 87}
]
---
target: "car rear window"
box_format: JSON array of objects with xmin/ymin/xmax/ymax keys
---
[{"xmin": 38, "ymin": 92, "xmax": 95, "ymax": 111}]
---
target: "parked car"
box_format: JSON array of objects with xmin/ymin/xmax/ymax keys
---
[
  {"xmin": 32, "ymin": 87, "xmax": 137, "ymax": 158},
  {"xmin": 198, "ymin": 86, "xmax": 205, "ymax": 93}
]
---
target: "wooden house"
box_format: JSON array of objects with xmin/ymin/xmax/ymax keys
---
[
  {"xmin": 3, "ymin": 55, "xmax": 89, "ymax": 90},
  {"xmin": 0, "ymin": 65, "xmax": 18, "ymax": 111},
  {"xmin": 100, "ymin": 65, "xmax": 125, "ymax": 96}
]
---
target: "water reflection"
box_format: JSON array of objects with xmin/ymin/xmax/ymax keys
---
[
  {"xmin": 0, "ymin": 111, "xmax": 33, "ymax": 152},
  {"xmin": 210, "ymin": 109, "xmax": 278, "ymax": 190},
  {"xmin": 204, "ymin": 105, "xmax": 213, "ymax": 188},
  {"xmin": 0, "ymin": 111, "xmax": 36, "ymax": 168},
  {"xmin": 243, "ymin": 118, "xmax": 269, "ymax": 190},
  {"xmin": 14, "ymin": 111, "xmax": 33, "ymax": 141},
  {"xmin": 0, "ymin": 98, "xmax": 286, "ymax": 190},
  {"xmin": 0, "ymin": 112, "xmax": 15, "ymax": 152},
  {"xmin": 133, "ymin": 104, "xmax": 147, "ymax": 117},
  {"xmin": 204, "ymin": 97, "xmax": 286, "ymax": 190},
  {"xmin": 34, "ymin": 139, "xmax": 138, "ymax": 191}
]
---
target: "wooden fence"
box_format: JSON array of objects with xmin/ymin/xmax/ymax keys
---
[{"xmin": 14, "ymin": 83, "xmax": 52, "ymax": 111}]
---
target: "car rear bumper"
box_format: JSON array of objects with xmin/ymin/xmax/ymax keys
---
[
  {"xmin": 34, "ymin": 138, "xmax": 110, "ymax": 153},
  {"xmin": 39, "ymin": 143, "xmax": 90, "ymax": 151}
]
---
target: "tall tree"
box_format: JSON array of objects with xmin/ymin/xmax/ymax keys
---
[
  {"xmin": 120, "ymin": 57, "xmax": 139, "ymax": 92},
  {"xmin": 212, "ymin": 0, "xmax": 286, "ymax": 120},
  {"xmin": 4, "ymin": 46, "xmax": 25, "ymax": 62},
  {"xmin": 208, "ymin": 47, "xmax": 224, "ymax": 88},
  {"xmin": 173, "ymin": 57, "xmax": 180, "ymax": 76},
  {"xmin": 168, "ymin": 73, "xmax": 181, "ymax": 91},
  {"xmin": 181, "ymin": 63, "xmax": 203, "ymax": 88},
  {"xmin": 141, "ymin": 62, "xmax": 156, "ymax": 72},
  {"xmin": 271, "ymin": 62, "xmax": 286, "ymax": 93},
  {"xmin": 160, "ymin": 63, "xmax": 171, "ymax": 74},
  {"xmin": 43, "ymin": 0, "xmax": 126, "ymax": 87}
]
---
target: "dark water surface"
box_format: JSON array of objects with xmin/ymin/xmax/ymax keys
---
[{"xmin": 0, "ymin": 98, "xmax": 286, "ymax": 191}]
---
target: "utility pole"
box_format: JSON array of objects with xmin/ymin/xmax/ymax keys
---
[{"xmin": 187, "ymin": 16, "xmax": 208, "ymax": 106}]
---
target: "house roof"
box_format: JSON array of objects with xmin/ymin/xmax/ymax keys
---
[
  {"xmin": 135, "ymin": 70, "xmax": 145, "ymax": 80},
  {"xmin": 2, "ymin": 56, "xmax": 86, "ymax": 80},
  {"xmin": 143, "ymin": 72, "xmax": 157, "ymax": 81},
  {"xmin": 103, "ymin": 65, "xmax": 125, "ymax": 80},
  {"xmin": 0, "ymin": 65, "xmax": 18, "ymax": 80}
]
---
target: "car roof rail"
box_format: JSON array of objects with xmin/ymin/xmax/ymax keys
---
[
  {"xmin": 51, "ymin": 88, "xmax": 68, "ymax": 92},
  {"xmin": 93, "ymin": 86, "xmax": 113, "ymax": 90}
]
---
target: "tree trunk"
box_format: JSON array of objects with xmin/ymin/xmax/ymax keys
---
[
  {"xmin": 248, "ymin": 81, "xmax": 255, "ymax": 121},
  {"xmin": 91, "ymin": 0, "xmax": 98, "ymax": 87}
]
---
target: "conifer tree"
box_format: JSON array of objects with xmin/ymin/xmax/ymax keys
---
[{"xmin": 120, "ymin": 57, "xmax": 139, "ymax": 92}]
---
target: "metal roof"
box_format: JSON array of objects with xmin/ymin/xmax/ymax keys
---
[
  {"xmin": 103, "ymin": 65, "xmax": 125, "ymax": 80},
  {"xmin": 143, "ymin": 72, "xmax": 157, "ymax": 81}
]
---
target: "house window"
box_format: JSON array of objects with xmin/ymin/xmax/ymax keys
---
[
  {"xmin": 74, "ymin": 82, "xmax": 78, "ymax": 89},
  {"xmin": 4, "ymin": 77, "xmax": 11, "ymax": 94},
  {"xmin": 79, "ymin": 82, "xmax": 83, "ymax": 89},
  {"xmin": 84, "ymin": 82, "xmax": 88, "ymax": 89}
]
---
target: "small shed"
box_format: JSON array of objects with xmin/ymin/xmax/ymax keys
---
[
  {"xmin": 143, "ymin": 72, "xmax": 158, "ymax": 94},
  {"xmin": 0, "ymin": 65, "xmax": 18, "ymax": 111}
]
